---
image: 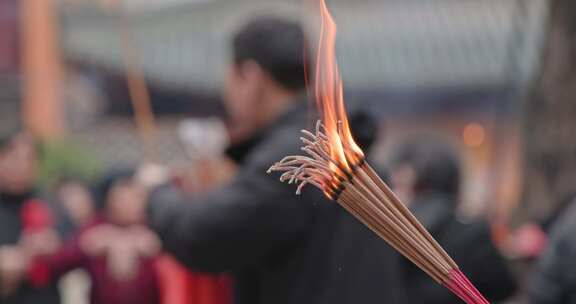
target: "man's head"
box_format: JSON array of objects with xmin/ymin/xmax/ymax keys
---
[
  {"xmin": 224, "ymin": 17, "xmax": 308, "ymax": 140},
  {"xmin": 0, "ymin": 129, "xmax": 37, "ymax": 195},
  {"xmin": 390, "ymin": 137, "xmax": 461, "ymax": 204}
]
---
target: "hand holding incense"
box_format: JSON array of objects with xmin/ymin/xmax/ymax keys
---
[{"xmin": 267, "ymin": 1, "xmax": 490, "ymax": 303}]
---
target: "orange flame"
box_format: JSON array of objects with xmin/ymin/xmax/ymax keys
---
[{"xmin": 315, "ymin": 0, "xmax": 364, "ymax": 171}]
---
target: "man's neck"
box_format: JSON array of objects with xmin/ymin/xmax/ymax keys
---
[{"xmin": 229, "ymin": 86, "xmax": 302, "ymax": 146}]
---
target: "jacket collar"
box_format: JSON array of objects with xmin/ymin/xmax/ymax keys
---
[{"xmin": 225, "ymin": 94, "xmax": 311, "ymax": 164}]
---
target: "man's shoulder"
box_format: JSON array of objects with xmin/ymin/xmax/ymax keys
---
[
  {"xmin": 550, "ymin": 200, "xmax": 576, "ymax": 245},
  {"xmin": 234, "ymin": 121, "xmax": 328, "ymax": 202}
]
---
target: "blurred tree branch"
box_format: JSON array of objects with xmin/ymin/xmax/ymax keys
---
[{"xmin": 522, "ymin": 0, "xmax": 576, "ymax": 221}]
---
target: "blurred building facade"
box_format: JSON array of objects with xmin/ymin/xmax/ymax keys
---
[
  {"xmin": 57, "ymin": 0, "xmax": 548, "ymax": 214},
  {"xmin": 0, "ymin": 0, "xmax": 549, "ymax": 216}
]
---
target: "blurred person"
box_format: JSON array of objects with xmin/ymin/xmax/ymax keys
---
[
  {"xmin": 146, "ymin": 17, "xmax": 405, "ymax": 304},
  {"xmin": 510, "ymin": 193, "xmax": 576, "ymax": 261},
  {"xmin": 0, "ymin": 127, "xmax": 61, "ymax": 304},
  {"xmin": 31, "ymin": 169, "xmax": 162, "ymax": 304},
  {"xmin": 389, "ymin": 137, "xmax": 517, "ymax": 304},
  {"xmin": 529, "ymin": 196, "xmax": 576, "ymax": 304},
  {"xmin": 51, "ymin": 177, "xmax": 96, "ymax": 304},
  {"xmin": 54, "ymin": 177, "xmax": 95, "ymax": 228},
  {"xmin": 502, "ymin": 195, "xmax": 576, "ymax": 264}
]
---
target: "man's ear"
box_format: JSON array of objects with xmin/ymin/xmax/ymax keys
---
[{"xmin": 240, "ymin": 60, "xmax": 265, "ymax": 85}]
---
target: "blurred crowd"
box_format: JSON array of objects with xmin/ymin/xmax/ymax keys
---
[{"xmin": 0, "ymin": 16, "xmax": 575, "ymax": 304}]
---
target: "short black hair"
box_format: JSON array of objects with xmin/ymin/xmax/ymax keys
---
[
  {"xmin": 391, "ymin": 137, "xmax": 461, "ymax": 197},
  {"xmin": 232, "ymin": 17, "xmax": 308, "ymax": 90}
]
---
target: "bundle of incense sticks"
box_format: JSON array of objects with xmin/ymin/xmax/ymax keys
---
[
  {"xmin": 267, "ymin": 1, "xmax": 491, "ymax": 303},
  {"xmin": 268, "ymin": 122, "xmax": 489, "ymax": 304}
]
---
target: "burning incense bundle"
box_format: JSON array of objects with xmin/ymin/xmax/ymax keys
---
[
  {"xmin": 268, "ymin": 1, "xmax": 490, "ymax": 303},
  {"xmin": 268, "ymin": 122, "xmax": 488, "ymax": 304}
]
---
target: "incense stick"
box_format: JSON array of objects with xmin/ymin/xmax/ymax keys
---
[
  {"xmin": 268, "ymin": 121, "xmax": 490, "ymax": 304},
  {"xmin": 273, "ymin": 1, "xmax": 490, "ymax": 302}
]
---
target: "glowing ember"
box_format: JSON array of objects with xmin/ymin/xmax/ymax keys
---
[{"xmin": 268, "ymin": 1, "xmax": 490, "ymax": 304}]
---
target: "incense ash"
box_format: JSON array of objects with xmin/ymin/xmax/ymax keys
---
[{"xmin": 267, "ymin": 1, "xmax": 490, "ymax": 303}]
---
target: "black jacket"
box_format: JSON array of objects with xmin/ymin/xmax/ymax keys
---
[
  {"xmin": 147, "ymin": 103, "xmax": 405, "ymax": 304},
  {"xmin": 403, "ymin": 193, "xmax": 517, "ymax": 304},
  {"xmin": 0, "ymin": 191, "xmax": 60, "ymax": 304},
  {"xmin": 530, "ymin": 198, "xmax": 576, "ymax": 304}
]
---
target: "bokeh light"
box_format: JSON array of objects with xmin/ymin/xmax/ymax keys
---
[{"xmin": 462, "ymin": 123, "xmax": 485, "ymax": 148}]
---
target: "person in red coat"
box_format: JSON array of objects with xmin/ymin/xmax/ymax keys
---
[{"xmin": 33, "ymin": 169, "xmax": 162, "ymax": 304}]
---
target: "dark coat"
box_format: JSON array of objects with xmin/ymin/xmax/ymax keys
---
[
  {"xmin": 147, "ymin": 103, "xmax": 405, "ymax": 304},
  {"xmin": 0, "ymin": 191, "xmax": 60, "ymax": 304},
  {"xmin": 403, "ymin": 193, "xmax": 517, "ymax": 304},
  {"xmin": 530, "ymin": 198, "xmax": 576, "ymax": 304}
]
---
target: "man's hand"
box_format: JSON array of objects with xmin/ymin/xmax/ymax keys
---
[
  {"xmin": 197, "ymin": 157, "xmax": 237, "ymax": 186},
  {"xmin": 136, "ymin": 163, "xmax": 171, "ymax": 190},
  {"xmin": 0, "ymin": 246, "xmax": 28, "ymax": 297},
  {"xmin": 175, "ymin": 158, "xmax": 237, "ymax": 193}
]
